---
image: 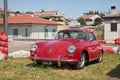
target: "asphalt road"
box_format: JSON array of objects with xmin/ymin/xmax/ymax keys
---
[{"xmin": 8, "ymin": 40, "xmax": 36, "ymax": 53}]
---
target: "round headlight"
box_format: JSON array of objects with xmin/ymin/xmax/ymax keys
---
[
  {"xmin": 68, "ymin": 45, "xmax": 76, "ymax": 54},
  {"xmin": 31, "ymin": 44, "xmax": 38, "ymax": 52}
]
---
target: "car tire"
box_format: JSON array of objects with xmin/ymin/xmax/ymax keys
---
[
  {"xmin": 117, "ymin": 46, "xmax": 120, "ymax": 54},
  {"xmin": 76, "ymin": 53, "xmax": 86, "ymax": 69},
  {"xmin": 97, "ymin": 50, "xmax": 103, "ymax": 62}
]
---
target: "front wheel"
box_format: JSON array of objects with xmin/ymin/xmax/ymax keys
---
[
  {"xmin": 76, "ymin": 53, "xmax": 86, "ymax": 69},
  {"xmin": 36, "ymin": 60, "xmax": 42, "ymax": 65}
]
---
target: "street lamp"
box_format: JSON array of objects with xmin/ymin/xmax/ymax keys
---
[{"xmin": 4, "ymin": 0, "xmax": 8, "ymax": 35}]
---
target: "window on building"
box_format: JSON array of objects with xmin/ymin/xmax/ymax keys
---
[
  {"xmin": 13, "ymin": 29, "xmax": 18, "ymax": 36},
  {"xmin": 86, "ymin": 19, "xmax": 92, "ymax": 22},
  {"xmin": 52, "ymin": 29, "xmax": 56, "ymax": 37},
  {"xmin": 111, "ymin": 23, "xmax": 117, "ymax": 32},
  {"xmin": 45, "ymin": 29, "xmax": 48, "ymax": 38},
  {"xmin": 25, "ymin": 28, "xmax": 28, "ymax": 37}
]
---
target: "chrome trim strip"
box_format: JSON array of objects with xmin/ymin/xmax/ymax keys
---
[
  {"xmin": 89, "ymin": 57, "xmax": 100, "ymax": 62},
  {"xmin": 30, "ymin": 57, "xmax": 78, "ymax": 62}
]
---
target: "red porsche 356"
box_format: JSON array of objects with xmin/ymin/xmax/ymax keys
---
[{"xmin": 29, "ymin": 28, "xmax": 103, "ymax": 69}]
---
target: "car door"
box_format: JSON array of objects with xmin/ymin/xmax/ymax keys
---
[{"xmin": 88, "ymin": 32, "xmax": 100, "ymax": 60}]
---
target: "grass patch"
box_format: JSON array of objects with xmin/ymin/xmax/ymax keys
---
[{"xmin": 0, "ymin": 54, "xmax": 120, "ymax": 80}]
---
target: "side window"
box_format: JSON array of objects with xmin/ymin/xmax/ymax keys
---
[
  {"xmin": 45, "ymin": 29, "xmax": 48, "ymax": 37},
  {"xmin": 88, "ymin": 32, "xmax": 96, "ymax": 41},
  {"xmin": 13, "ymin": 29, "xmax": 18, "ymax": 36}
]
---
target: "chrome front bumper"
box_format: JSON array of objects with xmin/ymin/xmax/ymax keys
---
[{"xmin": 29, "ymin": 55, "xmax": 78, "ymax": 67}]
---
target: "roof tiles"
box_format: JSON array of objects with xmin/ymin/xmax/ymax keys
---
[
  {"xmin": 80, "ymin": 14, "xmax": 96, "ymax": 19},
  {"xmin": 0, "ymin": 14, "xmax": 59, "ymax": 25},
  {"xmin": 103, "ymin": 13, "xmax": 120, "ymax": 18}
]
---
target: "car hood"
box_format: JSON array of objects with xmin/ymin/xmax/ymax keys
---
[
  {"xmin": 34, "ymin": 39, "xmax": 87, "ymax": 59},
  {"xmin": 36, "ymin": 39, "xmax": 78, "ymax": 52},
  {"xmin": 35, "ymin": 39, "xmax": 84, "ymax": 57}
]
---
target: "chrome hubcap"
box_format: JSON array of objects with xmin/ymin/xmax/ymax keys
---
[{"xmin": 78, "ymin": 55, "xmax": 85, "ymax": 67}]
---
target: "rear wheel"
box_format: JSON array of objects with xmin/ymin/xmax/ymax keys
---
[
  {"xmin": 76, "ymin": 53, "xmax": 86, "ymax": 69},
  {"xmin": 117, "ymin": 47, "xmax": 120, "ymax": 54},
  {"xmin": 97, "ymin": 50, "xmax": 103, "ymax": 62}
]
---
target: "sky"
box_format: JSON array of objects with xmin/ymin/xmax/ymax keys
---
[{"xmin": 0, "ymin": 0, "xmax": 120, "ymax": 19}]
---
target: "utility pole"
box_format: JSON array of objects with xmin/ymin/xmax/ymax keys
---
[{"xmin": 4, "ymin": 0, "xmax": 8, "ymax": 35}]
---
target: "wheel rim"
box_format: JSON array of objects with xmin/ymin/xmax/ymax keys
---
[
  {"xmin": 78, "ymin": 54, "xmax": 85, "ymax": 68},
  {"xmin": 117, "ymin": 47, "xmax": 120, "ymax": 54},
  {"xmin": 99, "ymin": 52, "xmax": 103, "ymax": 62}
]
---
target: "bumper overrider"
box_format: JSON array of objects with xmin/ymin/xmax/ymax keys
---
[{"xmin": 29, "ymin": 55, "xmax": 78, "ymax": 67}]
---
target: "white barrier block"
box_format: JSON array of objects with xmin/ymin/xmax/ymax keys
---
[
  {"xmin": 112, "ymin": 47, "xmax": 119, "ymax": 53},
  {"xmin": 8, "ymin": 50, "xmax": 30, "ymax": 58},
  {"xmin": 0, "ymin": 52, "xmax": 5, "ymax": 60}
]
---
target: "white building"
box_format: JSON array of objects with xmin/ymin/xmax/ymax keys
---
[
  {"xmin": 68, "ymin": 20, "xmax": 80, "ymax": 27},
  {"xmin": 103, "ymin": 6, "xmax": 120, "ymax": 41},
  {"xmin": 0, "ymin": 14, "xmax": 59, "ymax": 40},
  {"xmin": 79, "ymin": 14, "xmax": 100, "ymax": 25}
]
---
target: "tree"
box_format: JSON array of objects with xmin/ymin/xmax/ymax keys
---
[
  {"xmin": 84, "ymin": 11, "xmax": 105, "ymax": 17},
  {"xmin": 99, "ymin": 12, "xmax": 105, "ymax": 17},
  {"xmin": 25, "ymin": 11, "xmax": 33, "ymax": 14},
  {"xmin": 0, "ymin": 13, "xmax": 10, "ymax": 18},
  {"xmin": 77, "ymin": 18, "xmax": 86, "ymax": 26},
  {"xmin": 94, "ymin": 18, "xmax": 103, "ymax": 25},
  {"xmin": 0, "ymin": 13, "xmax": 4, "ymax": 18}
]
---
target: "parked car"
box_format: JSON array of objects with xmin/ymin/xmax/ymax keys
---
[{"xmin": 29, "ymin": 28, "xmax": 103, "ymax": 69}]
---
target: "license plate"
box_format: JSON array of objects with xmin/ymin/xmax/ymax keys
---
[{"xmin": 42, "ymin": 61, "xmax": 52, "ymax": 65}]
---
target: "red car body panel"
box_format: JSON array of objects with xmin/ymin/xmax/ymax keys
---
[{"xmin": 29, "ymin": 28, "xmax": 103, "ymax": 65}]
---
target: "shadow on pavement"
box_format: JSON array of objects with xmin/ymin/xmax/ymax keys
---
[
  {"xmin": 107, "ymin": 64, "xmax": 120, "ymax": 79},
  {"xmin": 26, "ymin": 63, "xmax": 41, "ymax": 67}
]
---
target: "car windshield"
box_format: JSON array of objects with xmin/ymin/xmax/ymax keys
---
[{"xmin": 56, "ymin": 30, "xmax": 87, "ymax": 40}]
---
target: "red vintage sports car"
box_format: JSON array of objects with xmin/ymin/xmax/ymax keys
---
[{"xmin": 29, "ymin": 28, "xmax": 103, "ymax": 69}]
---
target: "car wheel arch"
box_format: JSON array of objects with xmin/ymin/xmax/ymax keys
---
[
  {"xmin": 101, "ymin": 49, "xmax": 104, "ymax": 54},
  {"xmin": 97, "ymin": 49, "xmax": 104, "ymax": 62},
  {"xmin": 75, "ymin": 50, "xmax": 89, "ymax": 69},
  {"xmin": 81, "ymin": 50, "xmax": 89, "ymax": 62}
]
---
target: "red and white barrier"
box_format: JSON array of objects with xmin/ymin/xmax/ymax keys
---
[
  {"xmin": 0, "ymin": 31, "xmax": 8, "ymax": 60},
  {"xmin": 115, "ymin": 38, "xmax": 120, "ymax": 44},
  {"xmin": 0, "ymin": 52, "xmax": 8, "ymax": 60},
  {"xmin": 103, "ymin": 46, "xmax": 120, "ymax": 54},
  {"xmin": 8, "ymin": 50, "xmax": 30, "ymax": 58},
  {"xmin": 97, "ymin": 39, "xmax": 120, "ymax": 44},
  {"xmin": 97, "ymin": 40, "xmax": 105, "ymax": 43}
]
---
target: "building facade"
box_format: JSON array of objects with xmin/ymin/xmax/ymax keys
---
[
  {"xmin": 103, "ymin": 6, "xmax": 120, "ymax": 41},
  {"xmin": 79, "ymin": 14, "xmax": 100, "ymax": 25},
  {"xmin": 0, "ymin": 14, "xmax": 59, "ymax": 40},
  {"xmin": 33, "ymin": 10, "xmax": 67, "ymax": 31}
]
